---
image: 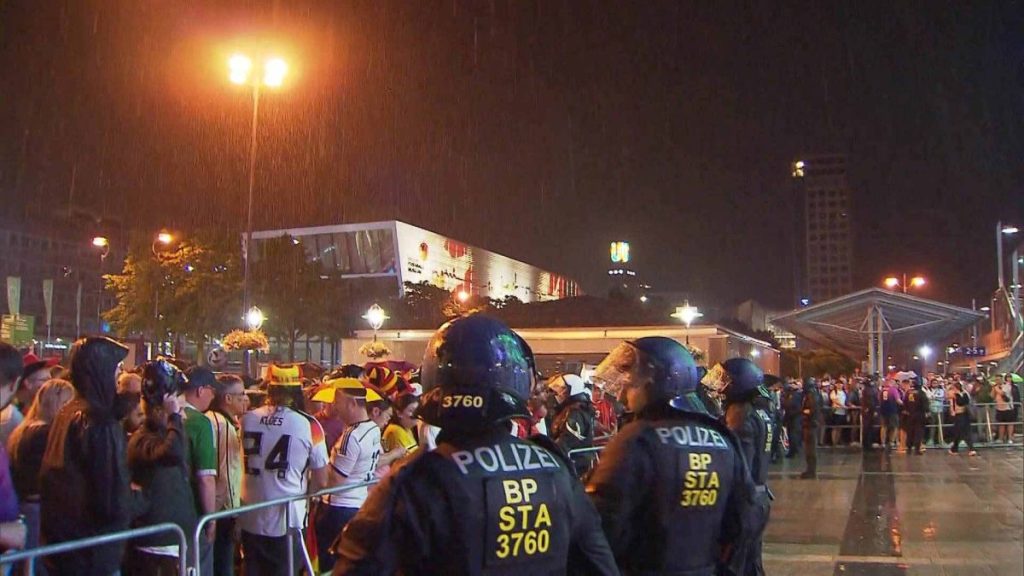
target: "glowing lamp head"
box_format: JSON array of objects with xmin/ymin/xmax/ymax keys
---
[
  {"xmin": 245, "ymin": 306, "xmax": 265, "ymax": 330},
  {"xmin": 671, "ymin": 300, "xmax": 703, "ymax": 327},
  {"xmin": 884, "ymin": 277, "xmax": 900, "ymax": 289},
  {"xmin": 456, "ymin": 290, "xmax": 470, "ymax": 303},
  {"xmin": 362, "ymin": 304, "xmax": 388, "ymax": 331},
  {"xmin": 92, "ymin": 236, "xmax": 109, "ymax": 248},
  {"xmin": 263, "ymin": 58, "xmax": 287, "ymax": 87},
  {"xmin": 1001, "ymin": 225, "xmax": 1019, "ymax": 235},
  {"xmin": 229, "ymin": 53, "xmax": 253, "ymax": 85},
  {"xmin": 918, "ymin": 345, "xmax": 932, "ymax": 360},
  {"xmin": 910, "ymin": 276, "xmax": 926, "ymax": 289},
  {"xmin": 156, "ymin": 232, "xmax": 174, "ymax": 245}
]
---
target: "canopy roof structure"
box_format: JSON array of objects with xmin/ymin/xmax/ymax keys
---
[{"xmin": 771, "ymin": 288, "xmax": 985, "ymax": 374}]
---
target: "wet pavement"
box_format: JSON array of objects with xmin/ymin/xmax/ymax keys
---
[{"xmin": 763, "ymin": 446, "xmax": 1024, "ymax": 575}]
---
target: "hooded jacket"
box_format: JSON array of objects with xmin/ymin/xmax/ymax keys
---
[{"xmin": 41, "ymin": 337, "xmax": 140, "ymax": 576}]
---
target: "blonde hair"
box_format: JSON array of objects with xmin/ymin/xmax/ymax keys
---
[{"xmin": 6, "ymin": 378, "xmax": 75, "ymax": 463}]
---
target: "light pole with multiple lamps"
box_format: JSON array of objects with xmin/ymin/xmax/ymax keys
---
[
  {"xmin": 883, "ymin": 274, "xmax": 926, "ymax": 294},
  {"xmin": 228, "ymin": 52, "xmax": 288, "ymax": 342},
  {"xmin": 671, "ymin": 300, "xmax": 702, "ymax": 345},
  {"xmin": 150, "ymin": 231, "xmax": 175, "ymax": 357}
]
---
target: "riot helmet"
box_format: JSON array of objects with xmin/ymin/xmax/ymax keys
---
[
  {"xmin": 592, "ymin": 336, "xmax": 700, "ymax": 415},
  {"xmin": 416, "ymin": 315, "xmax": 533, "ymax": 431},
  {"xmin": 702, "ymin": 357, "xmax": 769, "ymax": 404},
  {"xmin": 140, "ymin": 359, "xmax": 188, "ymax": 408}
]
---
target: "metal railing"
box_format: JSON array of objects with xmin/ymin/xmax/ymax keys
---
[
  {"xmin": 0, "ymin": 522, "xmax": 187, "ymax": 576},
  {"xmin": 191, "ymin": 480, "xmax": 378, "ymax": 576}
]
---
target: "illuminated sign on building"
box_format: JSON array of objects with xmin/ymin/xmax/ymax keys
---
[{"xmin": 610, "ymin": 241, "xmax": 630, "ymax": 263}]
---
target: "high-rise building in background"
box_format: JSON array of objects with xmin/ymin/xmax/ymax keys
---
[
  {"xmin": 791, "ymin": 153, "xmax": 854, "ymax": 305},
  {"xmin": 607, "ymin": 241, "xmax": 648, "ymax": 299}
]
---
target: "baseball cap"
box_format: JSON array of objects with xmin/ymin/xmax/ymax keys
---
[{"xmin": 183, "ymin": 366, "xmax": 217, "ymax": 392}]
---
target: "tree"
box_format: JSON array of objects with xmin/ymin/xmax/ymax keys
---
[
  {"xmin": 250, "ymin": 236, "xmax": 323, "ymax": 362},
  {"xmin": 104, "ymin": 232, "xmax": 241, "ymax": 362}
]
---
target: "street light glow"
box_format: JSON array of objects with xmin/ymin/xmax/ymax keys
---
[
  {"xmin": 156, "ymin": 232, "xmax": 174, "ymax": 245},
  {"xmin": 918, "ymin": 345, "xmax": 932, "ymax": 359},
  {"xmin": 671, "ymin": 300, "xmax": 703, "ymax": 327},
  {"xmin": 362, "ymin": 304, "xmax": 388, "ymax": 331},
  {"xmin": 229, "ymin": 53, "xmax": 252, "ymax": 85},
  {"xmin": 92, "ymin": 236, "xmax": 109, "ymax": 248},
  {"xmin": 457, "ymin": 290, "xmax": 470, "ymax": 303},
  {"xmin": 263, "ymin": 57, "xmax": 287, "ymax": 87},
  {"xmin": 245, "ymin": 306, "xmax": 265, "ymax": 330},
  {"xmin": 1001, "ymin": 225, "xmax": 1019, "ymax": 235},
  {"xmin": 884, "ymin": 277, "xmax": 899, "ymax": 289},
  {"xmin": 910, "ymin": 276, "xmax": 926, "ymax": 288}
]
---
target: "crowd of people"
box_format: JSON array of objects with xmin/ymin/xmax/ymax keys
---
[
  {"xmin": 0, "ymin": 327, "xmax": 1020, "ymax": 575},
  {"xmin": 775, "ymin": 371, "xmax": 1022, "ymax": 475}
]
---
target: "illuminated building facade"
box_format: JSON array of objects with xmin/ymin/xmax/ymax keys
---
[
  {"xmin": 250, "ymin": 220, "xmax": 580, "ymax": 302},
  {"xmin": 792, "ymin": 154, "xmax": 854, "ymax": 304}
]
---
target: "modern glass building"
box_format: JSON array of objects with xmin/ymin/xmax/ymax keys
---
[{"xmin": 250, "ymin": 220, "xmax": 580, "ymax": 302}]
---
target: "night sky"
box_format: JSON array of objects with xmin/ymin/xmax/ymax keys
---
[{"xmin": 1, "ymin": 1, "xmax": 1021, "ymax": 310}]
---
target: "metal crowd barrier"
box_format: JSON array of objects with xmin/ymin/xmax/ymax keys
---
[
  {"xmin": 191, "ymin": 480, "xmax": 378, "ymax": 576},
  {"xmin": 0, "ymin": 522, "xmax": 187, "ymax": 576},
  {"xmin": 810, "ymin": 402, "xmax": 1023, "ymax": 448}
]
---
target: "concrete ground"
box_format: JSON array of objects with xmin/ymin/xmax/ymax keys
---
[{"xmin": 763, "ymin": 446, "xmax": 1024, "ymax": 576}]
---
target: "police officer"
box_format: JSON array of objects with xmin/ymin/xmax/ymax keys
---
[
  {"xmin": 332, "ymin": 315, "xmax": 619, "ymax": 575},
  {"xmin": 704, "ymin": 358, "xmax": 773, "ymax": 576},
  {"xmin": 586, "ymin": 337, "xmax": 755, "ymax": 576},
  {"xmin": 905, "ymin": 379, "xmax": 929, "ymax": 455},
  {"xmin": 800, "ymin": 378, "xmax": 821, "ymax": 479},
  {"xmin": 547, "ymin": 373, "xmax": 597, "ymax": 477}
]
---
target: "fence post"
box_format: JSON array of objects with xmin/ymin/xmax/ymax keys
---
[
  {"xmin": 937, "ymin": 410, "xmax": 945, "ymax": 445},
  {"xmin": 985, "ymin": 407, "xmax": 994, "ymax": 443},
  {"xmin": 286, "ymin": 502, "xmax": 295, "ymax": 576}
]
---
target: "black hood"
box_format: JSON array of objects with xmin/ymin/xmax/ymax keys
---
[{"xmin": 68, "ymin": 337, "xmax": 128, "ymax": 420}]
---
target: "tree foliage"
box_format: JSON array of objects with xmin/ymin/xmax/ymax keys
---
[{"xmin": 104, "ymin": 232, "xmax": 241, "ymax": 360}]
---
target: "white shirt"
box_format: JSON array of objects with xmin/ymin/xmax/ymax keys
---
[
  {"xmin": 328, "ymin": 420, "xmax": 381, "ymax": 508},
  {"xmin": 830, "ymin": 389, "xmax": 847, "ymax": 416},
  {"xmin": 239, "ymin": 405, "xmax": 329, "ymax": 537}
]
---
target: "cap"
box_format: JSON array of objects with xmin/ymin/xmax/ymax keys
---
[
  {"xmin": 21, "ymin": 352, "xmax": 59, "ymax": 382},
  {"xmin": 183, "ymin": 366, "xmax": 217, "ymax": 392},
  {"xmin": 310, "ymin": 377, "xmax": 366, "ymax": 403}
]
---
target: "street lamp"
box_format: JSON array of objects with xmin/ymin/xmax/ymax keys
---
[
  {"xmin": 882, "ymin": 274, "xmax": 926, "ymax": 294},
  {"xmin": 363, "ymin": 304, "xmax": 388, "ymax": 341},
  {"xmin": 92, "ymin": 236, "xmax": 110, "ymax": 260},
  {"xmin": 150, "ymin": 231, "xmax": 176, "ymax": 357},
  {"xmin": 997, "ymin": 221, "xmax": 1018, "ymax": 288},
  {"xmin": 228, "ymin": 52, "xmax": 289, "ymax": 340},
  {"xmin": 245, "ymin": 306, "xmax": 265, "ymax": 331},
  {"xmin": 456, "ymin": 290, "xmax": 470, "ymax": 303},
  {"xmin": 671, "ymin": 300, "xmax": 703, "ymax": 345}
]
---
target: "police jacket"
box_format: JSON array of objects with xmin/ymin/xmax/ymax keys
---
[
  {"xmin": 905, "ymin": 387, "xmax": 929, "ymax": 420},
  {"xmin": 333, "ymin": 427, "xmax": 619, "ymax": 576},
  {"xmin": 800, "ymin": 388, "xmax": 820, "ymax": 429},
  {"xmin": 781, "ymin": 388, "xmax": 803, "ymax": 423},
  {"xmin": 550, "ymin": 395, "xmax": 597, "ymax": 475},
  {"xmin": 725, "ymin": 400, "xmax": 771, "ymax": 488},
  {"xmin": 585, "ymin": 405, "xmax": 754, "ymax": 576}
]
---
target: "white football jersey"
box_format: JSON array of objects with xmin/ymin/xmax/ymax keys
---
[
  {"xmin": 328, "ymin": 420, "xmax": 381, "ymax": 508},
  {"xmin": 239, "ymin": 405, "xmax": 329, "ymax": 537}
]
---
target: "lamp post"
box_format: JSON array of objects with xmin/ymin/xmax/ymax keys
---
[
  {"xmin": 229, "ymin": 52, "xmax": 288, "ymax": 340},
  {"xmin": 671, "ymin": 300, "xmax": 702, "ymax": 345},
  {"xmin": 91, "ymin": 237, "xmax": 110, "ymax": 334},
  {"xmin": 363, "ymin": 304, "xmax": 388, "ymax": 341},
  {"xmin": 996, "ymin": 221, "xmax": 1018, "ymax": 289},
  {"xmin": 883, "ymin": 274, "xmax": 926, "ymax": 294},
  {"xmin": 150, "ymin": 232, "xmax": 175, "ymax": 357}
]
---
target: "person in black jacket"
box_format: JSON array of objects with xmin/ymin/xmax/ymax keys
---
[
  {"xmin": 860, "ymin": 377, "xmax": 879, "ymax": 451},
  {"xmin": 40, "ymin": 337, "xmax": 141, "ymax": 576},
  {"xmin": 586, "ymin": 337, "xmax": 755, "ymax": 576},
  {"xmin": 904, "ymin": 380, "xmax": 930, "ymax": 455},
  {"xmin": 705, "ymin": 358, "xmax": 774, "ymax": 576},
  {"xmin": 800, "ymin": 378, "xmax": 821, "ymax": 479},
  {"xmin": 332, "ymin": 316, "xmax": 618, "ymax": 576},
  {"xmin": 546, "ymin": 373, "xmax": 597, "ymax": 477},
  {"xmin": 125, "ymin": 360, "xmax": 195, "ymax": 576},
  {"xmin": 782, "ymin": 380, "xmax": 803, "ymax": 458}
]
